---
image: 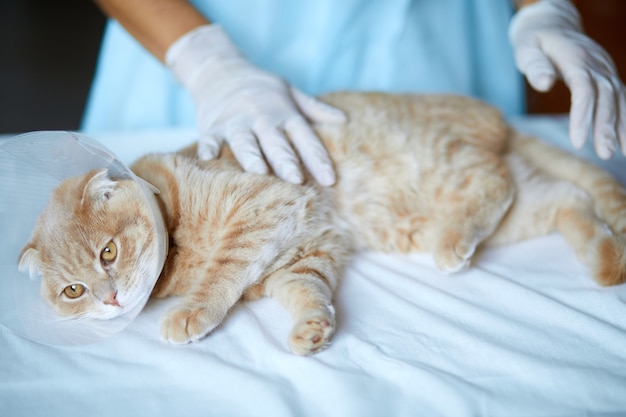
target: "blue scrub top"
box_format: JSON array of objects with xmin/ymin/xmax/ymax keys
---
[{"xmin": 82, "ymin": 0, "xmax": 524, "ymax": 132}]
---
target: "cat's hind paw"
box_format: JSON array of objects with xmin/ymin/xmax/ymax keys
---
[
  {"xmin": 160, "ymin": 306, "xmax": 223, "ymax": 344},
  {"xmin": 288, "ymin": 309, "xmax": 335, "ymax": 356}
]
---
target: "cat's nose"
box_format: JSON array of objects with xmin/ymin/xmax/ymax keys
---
[{"xmin": 103, "ymin": 291, "xmax": 121, "ymax": 307}]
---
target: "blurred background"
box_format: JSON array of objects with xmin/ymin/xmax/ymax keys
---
[
  {"xmin": 0, "ymin": 0, "xmax": 624, "ymax": 134},
  {"xmin": 0, "ymin": 0, "xmax": 105, "ymax": 133}
]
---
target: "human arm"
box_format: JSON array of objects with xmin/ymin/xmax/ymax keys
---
[
  {"xmin": 94, "ymin": 0, "xmax": 207, "ymax": 62},
  {"xmin": 509, "ymin": 0, "xmax": 626, "ymax": 158},
  {"xmin": 94, "ymin": 0, "xmax": 345, "ymax": 185}
]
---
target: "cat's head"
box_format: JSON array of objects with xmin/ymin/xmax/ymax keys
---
[{"xmin": 18, "ymin": 169, "xmax": 166, "ymax": 321}]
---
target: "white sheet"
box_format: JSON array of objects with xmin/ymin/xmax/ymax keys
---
[{"xmin": 2, "ymin": 116, "xmax": 626, "ymax": 417}]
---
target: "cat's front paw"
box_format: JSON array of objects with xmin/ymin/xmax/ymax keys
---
[
  {"xmin": 434, "ymin": 231, "xmax": 478, "ymax": 273},
  {"xmin": 160, "ymin": 306, "xmax": 223, "ymax": 344},
  {"xmin": 288, "ymin": 309, "xmax": 335, "ymax": 356}
]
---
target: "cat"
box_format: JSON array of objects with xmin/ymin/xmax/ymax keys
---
[{"xmin": 18, "ymin": 92, "xmax": 626, "ymax": 355}]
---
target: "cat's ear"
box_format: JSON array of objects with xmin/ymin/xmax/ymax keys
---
[
  {"xmin": 18, "ymin": 243, "xmax": 41, "ymax": 280},
  {"xmin": 81, "ymin": 169, "xmax": 117, "ymax": 206}
]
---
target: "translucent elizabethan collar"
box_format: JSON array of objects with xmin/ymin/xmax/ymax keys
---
[{"xmin": 0, "ymin": 131, "xmax": 168, "ymax": 345}]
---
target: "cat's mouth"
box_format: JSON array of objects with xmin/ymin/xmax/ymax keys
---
[
  {"xmin": 109, "ymin": 292, "xmax": 129, "ymax": 311},
  {"xmin": 112, "ymin": 276, "xmax": 153, "ymax": 314}
]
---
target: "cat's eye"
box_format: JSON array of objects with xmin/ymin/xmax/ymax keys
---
[
  {"xmin": 101, "ymin": 241, "xmax": 117, "ymax": 263},
  {"xmin": 63, "ymin": 284, "xmax": 85, "ymax": 299}
]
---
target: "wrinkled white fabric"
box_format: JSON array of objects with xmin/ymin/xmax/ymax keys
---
[
  {"xmin": 509, "ymin": 0, "xmax": 626, "ymax": 159},
  {"xmin": 2, "ymin": 117, "xmax": 626, "ymax": 417},
  {"xmin": 166, "ymin": 25, "xmax": 346, "ymax": 186}
]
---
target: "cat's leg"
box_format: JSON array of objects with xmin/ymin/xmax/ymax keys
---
[
  {"xmin": 555, "ymin": 203, "xmax": 626, "ymax": 286},
  {"xmin": 160, "ymin": 280, "xmax": 244, "ymax": 344},
  {"xmin": 487, "ymin": 155, "xmax": 626, "ymax": 286},
  {"xmin": 158, "ymin": 246, "xmax": 249, "ymax": 344},
  {"xmin": 252, "ymin": 250, "xmax": 340, "ymax": 356},
  {"xmin": 429, "ymin": 148, "xmax": 515, "ymax": 273},
  {"xmin": 496, "ymin": 185, "xmax": 626, "ymax": 285}
]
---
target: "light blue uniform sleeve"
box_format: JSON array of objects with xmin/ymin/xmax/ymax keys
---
[{"xmin": 82, "ymin": 0, "xmax": 523, "ymax": 132}]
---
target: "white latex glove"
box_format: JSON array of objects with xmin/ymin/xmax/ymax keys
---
[
  {"xmin": 509, "ymin": 0, "xmax": 626, "ymax": 159},
  {"xmin": 166, "ymin": 25, "xmax": 346, "ymax": 185}
]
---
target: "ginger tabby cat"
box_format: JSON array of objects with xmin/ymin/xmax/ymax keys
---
[{"xmin": 19, "ymin": 92, "xmax": 626, "ymax": 355}]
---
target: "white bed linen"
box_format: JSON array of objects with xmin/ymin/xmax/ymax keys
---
[{"xmin": 1, "ymin": 116, "xmax": 626, "ymax": 417}]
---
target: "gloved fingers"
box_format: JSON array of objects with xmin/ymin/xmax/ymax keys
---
[
  {"xmin": 284, "ymin": 116, "xmax": 336, "ymax": 186},
  {"xmin": 290, "ymin": 87, "xmax": 347, "ymax": 124},
  {"xmin": 564, "ymin": 69, "xmax": 595, "ymax": 150},
  {"xmin": 197, "ymin": 134, "xmax": 223, "ymax": 161},
  {"xmin": 254, "ymin": 122, "xmax": 303, "ymax": 184},
  {"xmin": 515, "ymin": 44, "xmax": 557, "ymax": 92},
  {"xmin": 227, "ymin": 130, "xmax": 270, "ymax": 175},
  {"xmin": 591, "ymin": 75, "xmax": 619, "ymax": 159}
]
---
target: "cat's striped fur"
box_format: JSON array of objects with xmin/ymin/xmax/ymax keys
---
[{"xmin": 20, "ymin": 92, "xmax": 626, "ymax": 355}]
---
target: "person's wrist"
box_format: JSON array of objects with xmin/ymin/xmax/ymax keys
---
[
  {"xmin": 515, "ymin": 0, "xmax": 540, "ymax": 9},
  {"xmin": 510, "ymin": 0, "xmax": 582, "ymax": 39},
  {"xmin": 165, "ymin": 24, "xmax": 242, "ymax": 88}
]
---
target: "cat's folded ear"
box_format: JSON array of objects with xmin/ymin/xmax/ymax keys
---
[
  {"xmin": 18, "ymin": 243, "xmax": 40, "ymax": 280},
  {"xmin": 81, "ymin": 169, "xmax": 117, "ymax": 207}
]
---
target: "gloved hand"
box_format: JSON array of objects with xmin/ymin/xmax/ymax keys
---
[
  {"xmin": 166, "ymin": 24, "xmax": 346, "ymax": 185},
  {"xmin": 509, "ymin": 0, "xmax": 626, "ymax": 159}
]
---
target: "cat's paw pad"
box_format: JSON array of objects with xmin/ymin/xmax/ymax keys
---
[
  {"xmin": 434, "ymin": 232, "xmax": 478, "ymax": 273},
  {"xmin": 288, "ymin": 311, "xmax": 335, "ymax": 356},
  {"xmin": 160, "ymin": 306, "xmax": 221, "ymax": 344}
]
